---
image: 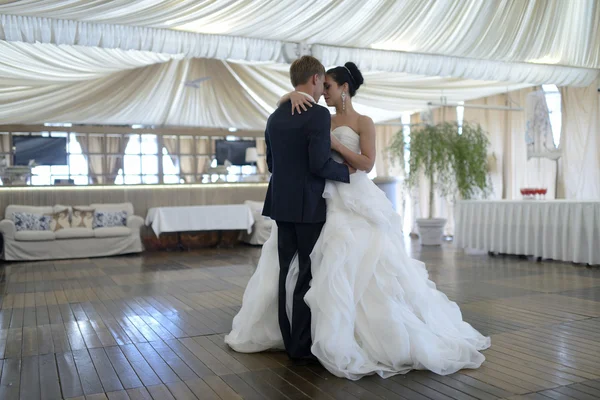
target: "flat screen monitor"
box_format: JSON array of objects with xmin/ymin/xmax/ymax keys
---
[
  {"xmin": 13, "ymin": 136, "xmax": 68, "ymax": 166},
  {"xmin": 215, "ymin": 139, "xmax": 256, "ymax": 166}
]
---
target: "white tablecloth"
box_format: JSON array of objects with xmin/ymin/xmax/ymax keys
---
[
  {"xmin": 145, "ymin": 205, "xmax": 255, "ymax": 237},
  {"xmin": 455, "ymin": 200, "xmax": 600, "ymax": 265}
]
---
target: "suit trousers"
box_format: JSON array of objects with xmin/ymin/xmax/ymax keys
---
[{"xmin": 276, "ymin": 220, "xmax": 324, "ymax": 359}]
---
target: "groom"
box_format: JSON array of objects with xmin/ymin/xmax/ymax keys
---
[{"xmin": 262, "ymin": 56, "xmax": 353, "ymax": 361}]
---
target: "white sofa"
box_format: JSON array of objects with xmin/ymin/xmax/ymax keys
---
[
  {"xmin": 240, "ymin": 200, "xmax": 273, "ymax": 245},
  {"xmin": 0, "ymin": 203, "xmax": 144, "ymax": 261}
]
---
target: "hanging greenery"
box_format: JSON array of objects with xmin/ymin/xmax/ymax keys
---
[{"xmin": 388, "ymin": 121, "xmax": 491, "ymax": 219}]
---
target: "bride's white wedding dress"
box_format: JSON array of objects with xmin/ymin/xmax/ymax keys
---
[{"xmin": 225, "ymin": 126, "xmax": 490, "ymax": 380}]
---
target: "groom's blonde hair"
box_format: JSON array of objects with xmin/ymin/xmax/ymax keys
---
[{"xmin": 290, "ymin": 56, "xmax": 325, "ymax": 87}]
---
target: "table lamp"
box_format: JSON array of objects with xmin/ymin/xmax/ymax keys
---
[{"xmin": 245, "ymin": 147, "xmax": 258, "ymax": 170}]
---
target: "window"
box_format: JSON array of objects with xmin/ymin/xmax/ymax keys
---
[
  {"xmin": 2, "ymin": 129, "xmax": 268, "ymax": 186},
  {"xmin": 116, "ymin": 134, "xmax": 160, "ymax": 185},
  {"xmin": 401, "ymin": 112, "xmax": 411, "ymax": 174},
  {"xmin": 402, "ymin": 112, "xmax": 417, "ymax": 235},
  {"xmin": 27, "ymin": 132, "xmax": 89, "ymax": 185},
  {"xmin": 228, "ymin": 165, "xmax": 258, "ymax": 182},
  {"xmin": 456, "ymin": 101, "xmax": 465, "ymax": 135},
  {"xmin": 542, "ymin": 84, "xmax": 561, "ymax": 147}
]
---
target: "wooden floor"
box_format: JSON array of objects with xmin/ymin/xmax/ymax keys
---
[{"xmin": 1, "ymin": 241, "xmax": 600, "ymax": 400}]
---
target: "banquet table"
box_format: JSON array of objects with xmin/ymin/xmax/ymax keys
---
[
  {"xmin": 455, "ymin": 200, "xmax": 600, "ymax": 265},
  {"xmin": 145, "ymin": 204, "xmax": 255, "ymax": 237}
]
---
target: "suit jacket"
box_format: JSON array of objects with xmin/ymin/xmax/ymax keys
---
[{"xmin": 262, "ymin": 101, "xmax": 350, "ymax": 223}]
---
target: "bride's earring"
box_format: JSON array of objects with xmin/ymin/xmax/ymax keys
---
[{"xmin": 342, "ymin": 91, "xmax": 346, "ymax": 112}]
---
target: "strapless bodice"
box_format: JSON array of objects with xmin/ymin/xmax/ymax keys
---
[{"xmin": 331, "ymin": 126, "xmax": 360, "ymax": 162}]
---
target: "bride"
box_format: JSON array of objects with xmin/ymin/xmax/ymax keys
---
[{"xmin": 225, "ymin": 62, "xmax": 490, "ymax": 380}]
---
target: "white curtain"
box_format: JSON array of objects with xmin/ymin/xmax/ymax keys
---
[
  {"xmin": 0, "ymin": 48, "xmax": 546, "ymax": 128},
  {"xmin": 559, "ymin": 79, "xmax": 600, "ymax": 199},
  {"xmin": 374, "ymin": 124, "xmax": 403, "ymax": 179},
  {"xmin": 75, "ymin": 135, "xmax": 99, "ymax": 184},
  {"xmin": 196, "ymin": 138, "xmax": 210, "ymax": 176},
  {"xmin": 464, "ymin": 92, "xmax": 557, "ymax": 200},
  {"xmin": 162, "ymin": 136, "xmax": 203, "ymax": 183},
  {"xmin": 408, "ymin": 113, "xmax": 422, "ymax": 236},
  {"xmin": 229, "ymin": 61, "xmax": 537, "ymax": 122},
  {"xmin": 504, "ymin": 87, "xmax": 558, "ymax": 200},
  {"xmin": 434, "ymin": 108, "xmax": 457, "ymax": 237},
  {"xmin": 464, "ymin": 95, "xmax": 508, "ymax": 199},
  {"xmin": 2, "ymin": 0, "xmax": 598, "ymax": 70},
  {"xmin": 77, "ymin": 134, "xmax": 128, "ymax": 184},
  {"xmin": 0, "ymin": 14, "xmax": 285, "ymax": 62},
  {"xmin": 374, "ymin": 123, "xmax": 406, "ymax": 231},
  {"xmin": 314, "ymin": 45, "xmax": 598, "ymax": 87},
  {"xmin": 0, "ymin": 40, "xmax": 178, "ymax": 85},
  {"xmin": 0, "ymin": 58, "xmax": 272, "ymax": 129},
  {"xmin": 0, "ymin": 133, "xmax": 10, "ymax": 167},
  {"xmin": 0, "ymin": 9, "xmax": 598, "ymax": 87}
]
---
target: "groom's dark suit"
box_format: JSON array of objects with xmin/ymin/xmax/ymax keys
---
[{"xmin": 262, "ymin": 99, "xmax": 349, "ymax": 359}]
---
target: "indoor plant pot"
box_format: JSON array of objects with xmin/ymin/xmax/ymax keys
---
[{"xmin": 416, "ymin": 218, "xmax": 447, "ymax": 246}]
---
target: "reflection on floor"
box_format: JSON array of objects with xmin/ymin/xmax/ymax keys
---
[{"xmin": 1, "ymin": 240, "xmax": 600, "ymax": 399}]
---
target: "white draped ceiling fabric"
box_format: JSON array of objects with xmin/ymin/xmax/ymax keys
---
[
  {"xmin": 0, "ymin": 0, "xmax": 599, "ymax": 128},
  {"xmin": 0, "ymin": 41, "xmax": 542, "ymax": 127},
  {"xmin": 2, "ymin": 0, "xmax": 599, "ymax": 69}
]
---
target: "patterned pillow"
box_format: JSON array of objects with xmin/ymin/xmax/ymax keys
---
[
  {"xmin": 93, "ymin": 210, "xmax": 128, "ymax": 229},
  {"xmin": 13, "ymin": 212, "xmax": 52, "ymax": 232},
  {"xmin": 71, "ymin": 207, "xmax": 94, "ymax": 229},
  {"xmin": 50, "ymin": 208, "xmax": 70, "ymax": 232}
]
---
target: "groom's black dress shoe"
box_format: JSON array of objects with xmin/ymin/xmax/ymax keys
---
[{"xmin": 291, "ymin": 355, "xmax": 319, "ymax": 366}]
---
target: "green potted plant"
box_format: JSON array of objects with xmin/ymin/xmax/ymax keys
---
[{"xmin": 389, "ymin": 121, "xmax": 490, "ymax": 245}]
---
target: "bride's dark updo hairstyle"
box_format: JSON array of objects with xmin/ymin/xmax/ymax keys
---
[{"xmin": 326, "ymin": 62, "xmax": 364, "ymax": 97}]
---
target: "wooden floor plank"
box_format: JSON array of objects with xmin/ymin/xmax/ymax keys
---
[
  {"xmin": 219, "ymin": 374, "xmax": 265, "ymax": 400},
  {"xmin": 39, "ymin": 353, "xmax": 62, "ymax": 400},
  {"xmin": 106, "ymin": 390, "xmax": 132, "ymax": 400},
  {"xmin": 179, "ymin": 337, "xmax": 234, "ymax": 376},
  {"xmin": 105, "ymin": 346, "xmax": 144, "ymax": 390},
  {"xmin": 72, "ymin": 349, "xmax": 104, "ymax": 395},
  {"xmin": 191, "ymin": 336, "xmax": 249, "ymax": 374},
  {"xmin": 5, "ymin": 328, "xmax": 23, "ymax": 359},
  {"xmin": 161, "ymin": 339, "xmax": 214, "ymax": 378},
  {"xmin": 165, "ymin": 381, "xmax": 199, "ymax": 400},
  {"xmin": 146, "ymin": 384, "xmax": 176, "ymax": 400},
  {"xmin": 21, "ymin": 326, "xmax": 38, "ymax": 357},
  {"xmin": 126, "ymin": 387, "xmax": 153, "ymax": 400},
  {"xmin": 414, "ymin": 372, "xmax": 506, "ymax": 400},
  {"xmin": 203, "ymin": 375, "xmax": 243, "ymax": 400},
  {"xmin": 0, "ymin": 358, "xmax": 20, "ymax": 400},
  {"xmin": 89, "ymin": 347, "xmax": 125, "ymax": 393},
  {"xmin": 119, "ymin": 344, "xmax": 162, "ymax": 388},
  {"xmin": 19, "ymin": 355, "xmax": 40, "ymax": 400},
  {"xmin": 286, "ymin": 366, "xmax": 361, "ymax": 400},
  {"xmin": 135, "ymin": 342, "xmax": 181, "ymax": 384},
  {"xmin": 0, "ymin": 245, "xmax": 599, "ymax": 399}
]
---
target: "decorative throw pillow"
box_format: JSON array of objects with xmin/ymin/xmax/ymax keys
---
[
  {"xmin": 93, "ymin": 210, "xmax": 128, "ymax": 229},
  {"xmin": 50, "ymin": 208, "xmax": 70, "ymax": 232},
  {"xmin": 71, "ymin": 207, "xmax": 94, "ymax": 229},
  {"xmin": 13, "ymin": 212, "xmax": 52, "ymax": 232}
]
